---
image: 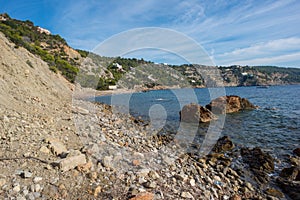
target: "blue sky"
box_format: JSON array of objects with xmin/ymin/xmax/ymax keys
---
[{"xmin": 1, "ymin": 0, "xmax": 300, "ymax": 67}]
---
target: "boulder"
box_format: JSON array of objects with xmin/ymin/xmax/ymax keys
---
[
  {"xmin": 206, "ymin": 95, "xmax": 256, "ymax": 114},
  {"xmin": 241, "ymin": 147, "xmax": 274, "ymax": 184},
  {"xmin": 241, "ymin": 147, "xmax": 274, "ymax": 173},
  {"xmin": 180, "ymin": 103, "xmax": 217, "ymax": 123}
]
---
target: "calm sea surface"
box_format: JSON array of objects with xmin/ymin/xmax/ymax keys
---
[{"xmin": 95, "ymin": 85, "xmax": 300, "ymax": 159}]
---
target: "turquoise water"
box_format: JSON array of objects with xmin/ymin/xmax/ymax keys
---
[{"xmin": 95, "ymin": 85, "xmax": 300, "ymax": 158}]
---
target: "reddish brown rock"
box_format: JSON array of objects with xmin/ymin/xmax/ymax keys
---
[
  {"xmin": 206, "ymin": 95, "xmax": 256, "ymax": 114},
  {"xmin": 180, "ymin": 103, "xmax": 217, "ymax": 123},
  {"xmin": 293, "ymin": 148, "xmax": 300, "ymax": 157},
  {"xmin": 130, "ymin": 192, "xmax": 155, "ymax": 200},
  {"xmin": 212, "ymin": 136, "xmax": 235, "ymax": 153}
]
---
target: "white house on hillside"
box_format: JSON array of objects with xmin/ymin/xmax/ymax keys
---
[{"xmin": 37, "ymin": 27, "xmax": 51, "ymax": 35}]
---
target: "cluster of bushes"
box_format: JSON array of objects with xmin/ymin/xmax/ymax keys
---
[{"xmin": 0, "ymin": 13, "xmax": 78, "ymax": 82}]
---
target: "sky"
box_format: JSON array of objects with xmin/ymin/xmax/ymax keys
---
[{"xmin": 1, "ymin": 0, "xmax": 300, "ymax": 67}]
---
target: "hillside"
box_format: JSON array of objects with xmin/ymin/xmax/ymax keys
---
[{"xmin": 1, "ymin": 13, "xmax": 299, "ymax": 91}]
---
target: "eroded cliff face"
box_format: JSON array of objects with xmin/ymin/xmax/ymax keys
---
[{"xmin": 0, "ymin": 32, "xmax": 73, "ymax": 113}]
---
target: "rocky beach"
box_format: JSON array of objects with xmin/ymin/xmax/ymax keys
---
[{"xmin": 0, "ymin": 20, "xmax": 300, "ymax": 200}]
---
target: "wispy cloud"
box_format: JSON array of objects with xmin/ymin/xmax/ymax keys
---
[{"xmin": 1, "ymin": 0, "xmax": 300, "ymax": 67}]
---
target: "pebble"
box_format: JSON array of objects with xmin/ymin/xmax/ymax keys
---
[
  {"xmin": 35, "ymin": 184, "xmax": 41, "ymax": 192},
  {"xmin": 33, "ymin": 177, "xmax": 43, "ymax": 183},
  {"xmin": 21, "ymin": 170, "xmax": 33, "ymax": 178},
  {"xmin": 181, "ymin": 191, "xmax": 193, "ymax": 199},
  {"xmin": 0, "ymin": 178, "xmax": 6, "ymax": 188},
  {"xmin": 13, "ymin": 184, "xmax": 21, "ymax": 192},
  {"xmin": 190, "ymin": 178, "xmax": 196, "ymax": 186}
]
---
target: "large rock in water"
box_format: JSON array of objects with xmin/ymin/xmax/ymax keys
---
[
  {"xmin": 180, "ymin": 103, "xmax": 217, "ymax": 123},
  {"xmin": 206, "ymin": 95, "xmax": 256, "ymax": 114}
]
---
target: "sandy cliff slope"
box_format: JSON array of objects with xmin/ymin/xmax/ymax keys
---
[{"xmin": 0, "ymin": 32, "xmax": 73, "ymax": 114}]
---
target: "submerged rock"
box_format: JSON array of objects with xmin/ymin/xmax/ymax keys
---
[
  {"xmin": 206, "ymin": 95, "xmax": 256, "ymax": 114},
  {"xmin": 180, "ymin": 103, "xmax": 217, "ymax": 123}
]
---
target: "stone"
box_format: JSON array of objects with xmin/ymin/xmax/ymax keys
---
[
  {"xmin": 144, "ymin": 181, "xmax": 156, "ymax": 188},
  {"xmin": 34, "ymin": 184, "xmax": 41, "ymax": 192},
  {"xmin": 293, "ymin": 148, "xmax": 300, "ymax": 157},
  {"xmin": 181, "ymin": 191, "xmax": 193, "ymax": 199},
  {"xmin": 57, "ymin": 153, "xmax": 87, "ymax": 172},
  {"xmin": 230, "ymin": 194, "xmax": 241, "ymax": 200},
  {"xmin": 93, "ymin": 186, "xmax": 101, "ymax": 197},
  {"xmin": 103, "ymin": 156, "xmax": 113, "ymax": 169},
  {"xmin": 241, "ymin": 147, "xmax": 274, "ymax": 172},
  {"xmin": 279, "ymin": 166, "xmax": 300, "ymax": 181},
  {"xmin": 148, "ymin": 171, "xmax": 160, "ymax": 180},
  {"xmin": 77, "ymin": 161, "xmax": 93, "ymax": 172},
  {"xmin": 174, "ymin": 173, "xmax": 188, "ymax": 182},
  {"xmin": 33, "ymin": 177, "xmax": 43, "ymax": 183},
  {"xmin": 180, "ymin": 103, "xmax": 217, "ymax": 123},
  {"xmin": 277, "ymin": 178, "xmax": 300, "ymax": 200},
  {"xmin": 289, "ymin": 156, "xmax": 300, "ymax": 166},
  {"xmin": 13, "ymin": 184, "xmax": 21, "ymax": 192},
  {"xmin": 72, "ymin": 106, "xmax": 89, "ymax": 115},
  {"xmin": 212, "ymin": 136, "xmax": 235, "ymax": 153},
  {"xmin": 129, "ymin": 192, "xmax": 155, "ymax": 200},
  {"xmin": 132, "ymin": 159, "xmax": 141, "ymax": 166},
  {"xmin": 265, "ymin": 188, "xmax": 284, "ymax": 198},
  {"xmin": 245, "ymin": 182, "xmax": 254, "ymax": 191},
  {"xmin": 20, "ymin": 171, "xmax": 33, "ymax": 178},
  {"xmin": 0, "ymin": 178, "xmax": 6, "ymax": 188},
  {"xmin": 39, "ymin": 146, "xmax": 50, "ymax": 154},
  {"xmin": 45, "ymin": 138, "xmax": 67, "ymax": 156},
  {"xmin": 206, "ymin": 95, "xmax": 256, "ymax": 114},
  {"xmin": 213, "ymin": 175, "xmax": 222, "ymax": 182},
  {"xmin": 190, "ymin": 178, "xmax": 196, "ymax": 186}
]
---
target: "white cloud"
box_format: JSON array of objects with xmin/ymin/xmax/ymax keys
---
[{"xmin": 215, "ymin": 38, "xmax": 300, "ymax": 66}]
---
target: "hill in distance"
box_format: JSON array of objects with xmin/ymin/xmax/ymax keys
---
[{"xmin": 1, "ymin": 13, "xmax": 299, "ymax": 90}]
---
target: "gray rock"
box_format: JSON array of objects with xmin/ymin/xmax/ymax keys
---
[
  {"xmin": 46, "ymin": 138, "xmax": 68, "ymax": 156},
  {"xmin": 103, "ymin": 156, "xmax": 113, "ymax": 169},
  {"xmin": 57, "ymin": 153, "xmax": 87, "ymax": 172}
]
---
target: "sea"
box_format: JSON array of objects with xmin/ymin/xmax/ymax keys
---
[{"xmin": 95, "ymin": 85, "xmax": 300, "ymax": 162}]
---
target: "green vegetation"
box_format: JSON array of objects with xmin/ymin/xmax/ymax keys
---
[
  {"xmin": 0, "ymin": 13, "xmax": 78, "ymax": 82},
  {"xmin": 1, "ymin": 13, "xmax": 299, "ymax": 89}
]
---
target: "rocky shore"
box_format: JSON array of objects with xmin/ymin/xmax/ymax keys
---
[
  {"xmin": 0, "ymin": 31, "xmax": 299, "ymax": 200},
  {"xmin": 1, "ymin": 96, "xmax": 299, "ymax": 199}
]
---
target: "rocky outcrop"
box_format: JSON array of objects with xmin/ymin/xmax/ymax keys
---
[
  {"xmin": 241, "ymin": 147, "xmax": 274, "ymax": 184},
  {"xmin": 180, "ymin": 103, "xmax": 217, "ymax": 123},
  {"xmin": 212, "ymin": 136, "xmax": 235, "ymax": 153},
  {"xmin": 206, "ymin": 95, "xmax": 257, "ymax": 114}
]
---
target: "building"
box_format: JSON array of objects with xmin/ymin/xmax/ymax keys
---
[
  {"xmin": 37, "ymin": 27, "xmax": 51, "ymax": 35},
  {"xmin": 108, "ymin": 85, "xmax": 118, "ymax": 90}
]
